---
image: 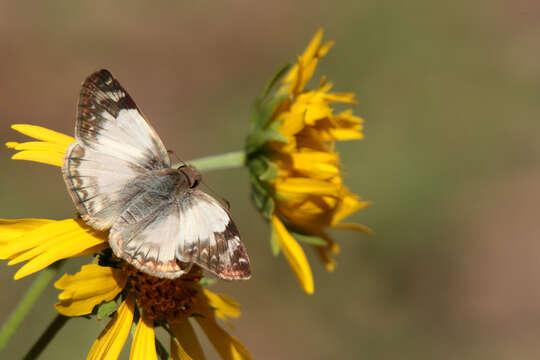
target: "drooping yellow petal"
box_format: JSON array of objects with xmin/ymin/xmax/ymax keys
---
[
  {"xmin": 194, "ymin": 303, "xmax": 253, "ymax": 360},
  {"xmin": 54, "ymin": 264, "xmax": 127, "ymax": 316},
  {"xmin": 202, "ymin": 289, "xmax": 241, "ymax": 322},
  {"xmin": 129, "ymin": 315, "xmax": 157, "ymax": 360},
  {"xmin": 87, "ymin": 294, "xmax": 135, "ymax": 360},
  {"xmin": 0, "ymin": 219, "xmax": 54, "ymax": 245},
  {"xmin": 0, "ymin": 218, "xmax": 109, "ymax": 279},
  {"xmin": 11, "ymin": 124, "xmax": 74, "ymax": 147},
  {"xmin": 170, "ymin": 320, "xmax": 206, "ymax": 360},
  {"xmin": 271, "ymin": 216, "xmax": 314, "ymax": 294}
]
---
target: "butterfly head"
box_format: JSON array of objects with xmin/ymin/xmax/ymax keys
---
[{"xmin": 177, "ymin": 165, "xmax": 202, "ymax": 188}]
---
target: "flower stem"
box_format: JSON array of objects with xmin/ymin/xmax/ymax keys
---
[
  {"xmin": 22, "ymin": 314, "xmax": 68, "ymax": 360},
  {"xmin": 0, "ymin": 260, "xmax": 64, "ymax": 354},
  {"xmin": 174, "ymin": 150, "xmax": 246, "ymax": 172}
]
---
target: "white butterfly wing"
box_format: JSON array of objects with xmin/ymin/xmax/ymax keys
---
[
  {"xmin": 62, "ymin": 70, "xmax": 170, "ymax": 230},
  {"xmin": 109, "ymin": 183, "xmax": 251, "ymax": 280},
  {"xmin": 109, "ymin": 174, "xmax": 187, "ymax": 278},
  {"xmin": 176, "ymin": 190, "xmax": 251, "ymax": 280}
]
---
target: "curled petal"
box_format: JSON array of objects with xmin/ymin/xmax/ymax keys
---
[{"xmin": 55, "ymin": 264, "xmax": 127, "ymax": 316}]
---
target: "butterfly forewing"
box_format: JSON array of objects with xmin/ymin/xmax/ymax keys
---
[
  {"xmin": 62, "ymin": 69, "xmax": 251, "ymax": 280},
  {"xmin": 63, "ymin": 70, "xmax": 170, "ymax": 229}
]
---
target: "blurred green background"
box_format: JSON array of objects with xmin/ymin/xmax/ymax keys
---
[{"xmin": 2, "ymin": 1, "xmax": 540, "ymax": 359}]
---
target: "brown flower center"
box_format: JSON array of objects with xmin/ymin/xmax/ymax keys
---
[{"xmin": 126, "ymin": 265, "xmax": 202, "ymax": 322}]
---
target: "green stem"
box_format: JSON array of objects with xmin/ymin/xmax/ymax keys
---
[
  {"xmin": 174, "ymin": 150, "xmax": 246, "ymax": 172},
  {"xmin": 0, "ymin": 260, "xmax": 64, "ymax": 353},
  {"xmin": 22, "ymin": 315, "xmax": 69, "ymax": 360}
]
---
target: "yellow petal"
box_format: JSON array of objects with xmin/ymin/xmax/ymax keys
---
[
  {"xmin": 87, "ymin": 294, "xmax": 135, "ymax": 360},
  {"xmin": 291, "ymin": 91, "xmax": 333, "ymax": 125},
  {"xmin": 0, "ymin": 218, "xmax": 108, "ymax": 279},
  {"xmin": 282, "ymin": 29, "xmax": 322, "ymax": 91},
  {"xmin": 195, "ymin": 304, "xmax": 253, "ymax": 360},
  {"xmin": 54, "ymin": 264, "xmax": 127, "ymax": 316},
  {"xmin": 298, "ymin": 39, "xmax": 334, "ymax": 90},
  {"xmin": 276, "ymin": 111, "xmax": 305, "ymax": 138},
  {"xmin": 271, "ymin": 216, "xmax": 314, "ymax": 294},
  {"xmin": 8, "ymin": 219, "xmax": 105, "ymax": 265},
  {"xmin": 129, "ymin": 315, "xmax": 157, "ymax": 360},
  {"xmin": 316, "ymin": 246, "xmax": 337, "ymax": 272},
  {"xmin": 202, "ymin": 289, "xmax": 241, "ymax": 322},
  {"xmin": 310, "ymin": 232, "xmax": 341, "ymax": 272},
  {"xmin": 273, "ymin": 177, "xmax": 340, "ymax": 200},
  {"xmin": 323, "ymin": 91, "xmax": 356, "ymax": 104},
  {"xmin": 170, "ymin": 320, "xmax": 206, "ymax": 360},
  {"xmin": 7, "ymin": 140, "xmax": 67, "ymax": 153},
  {"xmin": 11, "ymin": 124, "xmax": 74, "ymax": 147},
  {"xmin": 0, "ymin": 219, "xmax": 53, "ymax": 245},
  {"xmin": 332, "ymin": 189, "xmax": 371, "ymax": 225},
  {"xmin": 333, "ymin": 222, "xmax": 374, "ymax": 235},
  {"xmin": 281, "ymin": 29, "xmax": 335, "ymax": 94},
  {"xmin": 290, "ymin": 150, "xmax": 339, "ymax": 179},
  {"xmin": 11, "ymin": 150, "xmax": 64, "ymax": 167},
  {"xmin": 301, "ymin": 28, "xmax": 324, "ymax": 65}
]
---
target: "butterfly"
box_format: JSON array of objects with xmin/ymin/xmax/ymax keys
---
[{"xmin": 62, "ymin": 69, "xmax": 251, "ymax": 280}]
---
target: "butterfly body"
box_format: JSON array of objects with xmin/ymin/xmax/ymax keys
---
[{"xmin": 62, "ymin": 70, "xmax": 251, "ymax": 280}]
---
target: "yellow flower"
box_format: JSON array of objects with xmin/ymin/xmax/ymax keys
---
[
  {"xmin": 246, "ymin": 29, "xmax": 372, "ymax": 294},
  {"xmin": 3, "ymin": 125, "xmax": 253, "ymax": 359}
]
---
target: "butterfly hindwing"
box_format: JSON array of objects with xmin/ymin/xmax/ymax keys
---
[
  {"xmin": 175, "ymin": 189, "xmax": 251, "ymax": 280},
  {"xmin": 62, "ymin": 70, "xmax": 170, "ymax": 229},
  {"xmin": 109, "ymin": 178, "xmax": 251, "ymax": 280},
  {"xmin": 109, "ymin": 170, "xmax": 187, "ymax": 278}
]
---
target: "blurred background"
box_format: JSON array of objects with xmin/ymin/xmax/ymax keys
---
[{"xmin": 1, "ymin": 1, "xmax": 540, "ymax": 359}]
